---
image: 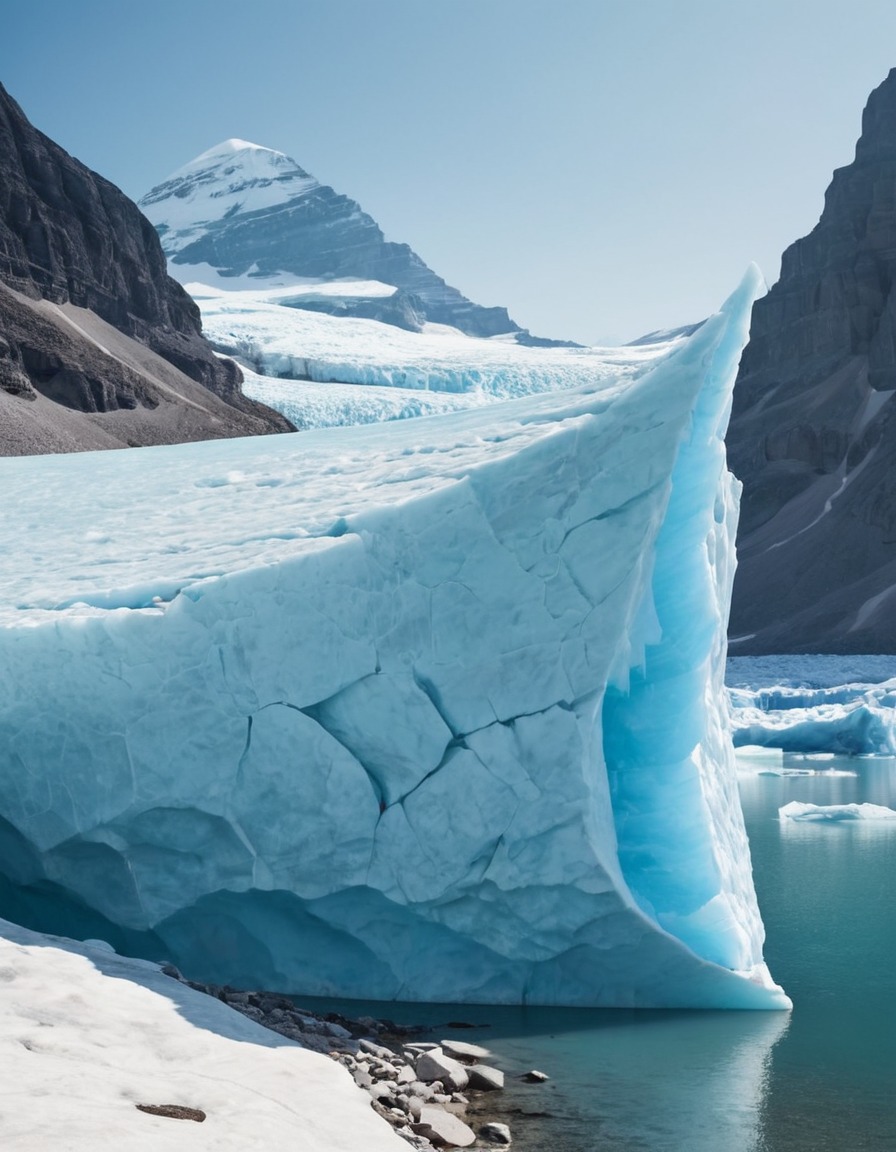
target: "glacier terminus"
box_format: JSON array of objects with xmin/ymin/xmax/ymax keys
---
[{"xmin": 0, "ymin": 268, "xmax": 788, "ymax": 1010}]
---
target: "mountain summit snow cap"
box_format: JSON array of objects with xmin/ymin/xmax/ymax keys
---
[
  {"xmin": 166, "ymin": 138, "xmax": 305, "ymax": 177},
  {"xmin": 139, "ymin": 139, "xmax": 319, "ymax": 246}
]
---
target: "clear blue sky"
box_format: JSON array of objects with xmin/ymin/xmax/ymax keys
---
[{"xmin": 4, "ymin": 0, "xmax": 896, "ymax": 344}]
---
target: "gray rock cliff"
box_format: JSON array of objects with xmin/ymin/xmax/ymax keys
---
[
  {"xmin": 728, "ymin": 68, "xmax": 896, "ymax": 653},
  {"xmin": 0, "ymin": 83, "xmax": 293, "ymax": 452}
]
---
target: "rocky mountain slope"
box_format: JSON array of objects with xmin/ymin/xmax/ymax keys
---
[
  {"xmin": 139, "ymin": 139, "xmax": 567, "ymax": 344},
  {"xmin": 728, "ymin": 68, "xmax": 896, "ymax": 653},
  {"xmin": 0, "ymin": 84, "xmax": 292, "ymax": 453}
]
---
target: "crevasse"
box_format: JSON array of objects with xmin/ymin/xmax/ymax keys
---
[{"xmin": 0, "ymin": 268, "xmax": 788, "ymax": 1008}]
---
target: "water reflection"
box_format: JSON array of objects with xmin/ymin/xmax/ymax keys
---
[
  {"xmin": 477, "ymin": 1007, "xmax": 790, "ymax": 1152},
  {"xmin": 743, "ymin": 753, "xmax": 896, "ymax": 1152},
  {"xmin": 300, "ymin": 992, "xmax": 789, "ymax": 1151},
  {"xmin": 296, "ymin": 754, "xmax": 896, "ymax": 1151}
]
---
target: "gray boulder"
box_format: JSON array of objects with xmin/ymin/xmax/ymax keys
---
[
  {"xmin": 412, "ymin": 1105, "xmax": 476, "ymax": 1148},
  {"xmin": 415, "ymin": 1049, "xmax": 469, "ymax": 1092}
]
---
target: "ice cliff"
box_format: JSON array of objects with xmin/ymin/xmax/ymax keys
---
[
  {"xmin": 0, "ymin": 268, "xmax": 787, "ymax": 1008},
  {"xmin": 188, "ymin": 279, "xmax": 676, "ymax": 431}
]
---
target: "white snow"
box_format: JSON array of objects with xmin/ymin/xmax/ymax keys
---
[
  {"xmin": 0, "ymin": 268, "xmax": 787, "ymax": 1009},
  {"xmin": 168, "ymin": 262, "xmax": 398, "ymax": 298},
  {"xmin": 0, "ymin": 918, "xmax": 406, "ymax": 1151},
  {"xmin": 849, "ymin": 583, "xmax": 896, "ymax": 634},
  {"xmin": 856, "ymin": 387, "xmax": 895, "ymax": 435},
  {"xmin": 191, "ymin": 280, "xmax": 678, "ymax": 407}
]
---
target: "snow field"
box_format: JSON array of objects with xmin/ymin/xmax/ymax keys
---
[
  {"xmin": 190, "ymin": 280, "xmax": 677, "ymax": 410},
  {"xmin": 0, "ymin": 919, "xmax": 406, "ymax": 1151}
]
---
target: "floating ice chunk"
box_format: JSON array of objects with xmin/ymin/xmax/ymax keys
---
[
  {"xmin": 729, "ymin": 674, "xmax": 896, "ymax": 756},
  {"xmin": 779, "ymin": 801, "xmax": 896, "ymax": 822}
]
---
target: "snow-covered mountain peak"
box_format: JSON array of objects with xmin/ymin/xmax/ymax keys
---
[
  {"xmin": 139, "ymin": 138, "xmax": 536, "ymax": 339},
  {"xmin": 140, "ymin": 139, "xmax": 320, "ymax": 252}
]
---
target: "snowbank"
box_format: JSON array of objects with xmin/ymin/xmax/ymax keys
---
[{"xmin": 0, "ymin": 918, "xmax": 405, "ymax": 1151}]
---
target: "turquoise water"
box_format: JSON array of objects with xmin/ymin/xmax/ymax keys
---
[{"xmin": 300, "ymin": 755, "xmax": 896, "ymax": 1151}]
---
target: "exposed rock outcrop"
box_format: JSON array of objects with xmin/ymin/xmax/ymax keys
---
[
  {"xmin": 728, "ymin": 68, "xmax": 896, "ymax": 653},
  {"xmin": 0, "ymin": 83, "xmax": 292, "ymax": 452}
]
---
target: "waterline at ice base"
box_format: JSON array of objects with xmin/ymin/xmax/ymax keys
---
[{"xmin": 0, "ymin": 269, "xmax": 788, "ymax": 1010}]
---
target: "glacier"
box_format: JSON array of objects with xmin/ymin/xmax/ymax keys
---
[
  {"xmin": 189, "ymin": 280, "xmax": 678, "ymax": 419},
  {"xmin": 727, "ymin": 656, "xmax": 896, "ymax": 755},
  {"xmin": 779, "ymin": 801, "xmax": 896, "ymax": 822},
  {"xmin": 0, "ymin": 268, "xmax": 787, "ymax": 1009}
]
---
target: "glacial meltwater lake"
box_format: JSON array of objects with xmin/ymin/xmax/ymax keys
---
[{"xmin": 301, "ymin": 754, "xmax": 896, "ymax": 1152}]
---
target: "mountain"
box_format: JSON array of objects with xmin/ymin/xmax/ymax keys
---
[
  {"xmin": 0, "ymin": 85, "xmax": 292, "ymax": 454},
  {"xmin": 728, "ymin": 69, "xmax": 896, "ymax": 654},
  {"xmin": 139, "ymin": 139, "xmax": 570, "ymax": 344}
]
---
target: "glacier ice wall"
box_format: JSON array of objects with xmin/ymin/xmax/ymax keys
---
[
  {"xmin": 0, "ymin": 269, "xmax": 787, "ymax": 1007},
  {"xmin": 191, "ymin": 282, "xmax": 675, "ymax": 405}
]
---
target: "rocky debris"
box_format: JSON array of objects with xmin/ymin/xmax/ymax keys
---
[
  {"xmin": 521, "ymin": 1070, "xmax": 549, "ymax": 1083},
  {"xmin": 0, "ymin": 334, "xmax": 34, "ymax": 398},
  {"xmin": 0, "ymin": 279, "xmax": 295, "ymax": 454},
  {"xmin": 440, "ymin": 1040, "xmax": 493, "ymax": 1062},
  {"xmin": 412, "ymin": 1105, "xmax": 476, "ymax": 1148},
  {"xmin": 135, "ymin": 1104, "xmax": 206, "ymax": 1122},
  {"xmin": 0, "ymin": 83, "xmax": 221, "ymax": 398},
  {"xmin": 479, "ymin": 1122, "xmax": 512, "ymax": 1145},
  {"xmin": 415, "ymin": 1050, "xmax": 470, "ymax": 1093},
  {"xmin": 467, "ymin": 1065, "xmax": 505, "ymax": 1091},
  {"xmin": 161, "ymin": 968, "xmax": 515, "ymax": 1149},
  {"xmin": 728, "ymin": 66, "xmax": 896, "ymax": 652}
]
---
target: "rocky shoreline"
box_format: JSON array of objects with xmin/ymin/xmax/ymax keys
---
[{"xmin": 163, "ymin": 964, "xmax": 547, "ymax": 1149}]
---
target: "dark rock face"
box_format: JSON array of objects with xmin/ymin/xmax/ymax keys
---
[
  {"xmin": 0, "ymin": 333, "xmax": 35, "ymax": 398},
  {"xmin": 0, "ymin": 83, "xmax": 292, "ymax": 449},
  {"xmin": 0, "ymin": 280, "xmax": 293, "ymax": 455},
  {"xmin": 728, "ymin": 68, "xmax": 896, "ymax": 653}
]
